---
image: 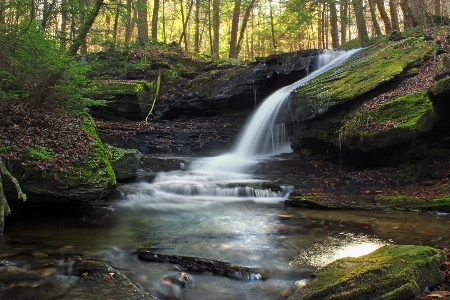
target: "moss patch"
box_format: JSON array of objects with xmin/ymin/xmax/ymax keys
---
[
  {"xmin": 430, "ymin": 78, "xmax": 450, "ymax": 96},
  {"xmin": 289, "ymin": 245, "xmax": 446, "ymax": 300},
  {"xmin": 290, "ymin": 38, "xmax": 435, "ymax": 121},
  {"xmin": 340, "ymin": 91, "xmax": 439, "ymax": 151}
]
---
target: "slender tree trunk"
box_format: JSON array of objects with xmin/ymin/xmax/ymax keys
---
[
  {"xmin": 125, "ymin": 0, "xmax": 133, "ymax": 45},
  {"xmin": 352, "ymin": 0, "xmax": 370, "ymax": 47},
  {"xmin": 68, "ymin": 0, "xmax": 104, "ymax": 55},
  {"xmin": 269, "ymin": 1, "xmax": 276, "ymax": 53},
  {"xmin": 329, "ymin": 0, "xmax": 339, "ymax": 48},
  {"xmin": 376, "ymin": 0, "xmax": 392, "ymax": 34},
  {"xmin": 59, "ymin": 0, "xmax": 68, "ymax": 50},
  {"xmin": 410, "ymin": 0, "xmax": 431, "ymax": 27},
  {"xmin": 208, "ymin": 0, "xmax": 213, "ymax": 55},
  {"xmin": 162, "ymin": 0, "xmax": 166, "ymax": 42},
  {"xmin": 389, "ymin": 0, "xmax": 400, "ymax": 31},
  {"xmin": 229, "ymin": 0, "xmax": 241, "ymax": 58},
  {"xmin": 41, "ymin": 0, "xmax": 57, "ymax": 30},
  {"xmin": 340, "ymin": 0, "xmax": 348, "ymax": 44},
  {"xmin": 399, "ymin": 0, "xmax": 415, "ymax": 28},
  {"xmin": 194, "ymin": 0, "xmax": 200, "ymax": 53},
  {"xmin": 368, "ymin": 0, "xmax": 382, "ymax": 36},
  {"xmin": 321, "ymin": 1, "xmax": 325, "ymax": 48},
  {"xmin": 236, "ymin": 0, "xmax": 256, "ymax": 58},
  {"xmin": 0, "ymin": 0, "xmax": 5, "ymax": 24},
  {"xmin": 151, "ymin": 0, "xmax": 159, "ymax": 39},
  {"xmin": 212, "ymin": 0, "xmax": 220, "ymax": 59},
  {"xmin": 434, "ymin": 0, "xmax": 440, "ymax": 15},
  {"xmin": 137, "ymin": 0, "xmax": 149, "ymax": 44},
  {"xmin": 112, "ymin": 0, "xmax": 121, "ymax": 45},
  {"xmin": 317, "ymin": 14, "xmax": 322, "ymax": 48},
  {"xmin": 179, "ymin": 0, "xmax": 194, "ymax": 51}
]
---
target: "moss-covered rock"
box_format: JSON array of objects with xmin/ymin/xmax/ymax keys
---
[
  {"xmin": 105, "ymin": 144, "xmax": 142, "ymax": 181},
  {"xmin": 285, "ymin": 194, "xmax": 450, "ymax": 212},
  {"xmin": 290, "ymin": 38, "xmax": 435, "ymax": 122},
  {"xmin": 430, "ymin": 78, "xmax": 450, "ymax": 97},
  {"xmin": 339, "ymin": 91, "xmax": 439, "ymax": 151},
  {"xmin": 289, "ymin": 245, "xmax": 446, "ymax": 300}
]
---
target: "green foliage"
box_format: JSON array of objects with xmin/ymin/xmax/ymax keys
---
[
  {"xmin": 27, "ymin": 145, "xmax": 52, "ymax": 160},
  {"xmin": 0, "ymin": 20, "xmax": 97, "ymax": 111}
]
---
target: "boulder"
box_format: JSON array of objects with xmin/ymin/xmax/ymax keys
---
[
  {"xmin": 106, "ymin": 145, "xmax": 142, "ymax": 181},
  {"xmin": 289, "ymin": 245, "xmax": 446, "ymax": 300}
]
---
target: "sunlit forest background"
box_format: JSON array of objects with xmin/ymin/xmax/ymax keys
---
[{"xmin": 1, "ymin": 0, "xmax": 449, "ymax": 59}]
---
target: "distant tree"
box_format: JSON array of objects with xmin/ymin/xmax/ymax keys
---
[
  {"xmin": 229, "ymin": 0, "xmax": 241, "ymax": 58},
  {"xmin": 151, "ymin": 0, "xmax": 159, "ymax": 39},
  {"xmin": 340, "ymin": 0, "xmax": 349, "ymax": 44},
  {"xmin": 212, "ymin": 0, "xmax": 220, "ymax": 59},
  {"xmin": 137, "ymin": 0, "xmax": 149, "ymax": 43},
  {"xmin": 368, "ymin": 0, "xmax": 383, "ymax": 37},
  {"xmin": 329, "ymin": 0, "xmax": 339, "ymax": 48},
  {"xmin": 389, "ymin": 0, "xmax": 400, "ymax": 32},
  {"xmin": 352, "ymin": 0, "xmax": 370, "ymax": 46},
  {"xmin": 376, "ymin": 0, "xmax": 392, "ymax": 34}
]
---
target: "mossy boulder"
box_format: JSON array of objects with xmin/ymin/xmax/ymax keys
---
[
  {"xmin": 105, "ymin": 145, "xmax": 142, "ymax": 181},
  {"xmin": 340, "ymin": 91, "xmax": 439, "ymax": 151},
  {"xmin": 430, "ymin": 78, "xmax": 450, "ymax": 97},
  {"xmin": 290, "ymin": 38, "xmax": 435, "ymax": 122},
  {"xmin": 289, "ymin": 245, "xmax": 446, "ymax": 300}
]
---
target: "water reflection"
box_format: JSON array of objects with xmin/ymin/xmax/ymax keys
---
[
  {"xmin": 290, "ymin": 232, "xmax": 390, "ymax": 268},
  {"xmin": 3, "ymin": 199, "xmax": 450, "ymax": 300}
]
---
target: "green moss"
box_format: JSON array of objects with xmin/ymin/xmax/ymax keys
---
[
  {"xmin": 340, "ymin": 91, "xmax": 439, "ymax": 150},
  {"xmin": 104, "ymin": 144, "xmax": 125, "ymax": 163},
  {"xmin": 430, "ymin": 78, "xmax": 450, "ymax": 96},
  {"xmin": 293, "ymin": 245, "xmax": 446, "ymax": 300},
  {"xmin": 378, "ymin": 195, "xmax": 450, "ymax": 211},
  {"xmin": 93, "ymin": 80, "xmax": 145, "ymax": 95},
  {"xmin": 291, "ymin": 38, "xmax": 436, "ymax": 121},
  {"xmin": 61, "ymin": 114, "xmax": 116, "ymax": 188}
]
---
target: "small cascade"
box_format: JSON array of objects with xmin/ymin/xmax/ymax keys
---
[{"xmin": 121, "ymin": 49, "xmax": 361, "ymax": 203}]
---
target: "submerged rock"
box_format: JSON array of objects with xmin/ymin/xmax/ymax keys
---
[{"xmin": 289, "ymin": 245, "xmax": 446, "ymax": 300}]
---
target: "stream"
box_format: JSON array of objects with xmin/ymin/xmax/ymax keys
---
[{"xmin": 3, "ymin": 186, "xmax": 450, "ymax": 299}]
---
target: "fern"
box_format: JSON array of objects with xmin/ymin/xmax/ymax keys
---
[{"xmin": 27, "ymin": 145, "xmax": 52, "ymax": 160}]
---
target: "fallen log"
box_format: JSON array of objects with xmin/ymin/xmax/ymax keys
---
[{"xmin": 138, "ymin": 250, "xmax": 264, "ymax": 280}]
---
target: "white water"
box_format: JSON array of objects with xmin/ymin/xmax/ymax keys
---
[
  {"xmin": 191, "ymin": 49, "xmax": 362, "ymax": 174},
  {"xmin": 121, "ymin": 49, "xmax": 361, "ymax": 204}
]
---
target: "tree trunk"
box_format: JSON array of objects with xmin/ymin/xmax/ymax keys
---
[
  {"xmin": 59, "ymin": 0, "xmax": 68, "ymax": 50},
  {"xmin": 376, "ymin": 0, "xmax": 392, "ymax": 34},
  {"xmin": 194, "ymin": 0, "xmax": 200, "ymax": 53},
  {"xmin": 212, "ymin": 0, "xmax": 220, "ymax": 59},
  {"xmin": 329, "ymin": 0, "xmax": 339, "ymax": 48},
  {"xmin": 368, "ymin": 0, "xmax": 382, "ymax": 37},
  {"xmin": 124, "ymin": 0, "xmax": 133, "ymax": 45},
  {"xmin": 410, "ymin": 0, "xmax": 432, "ymax": 27},
  {"xmin": 269, "ymin": 1, "xmax": 276, "ymax": 52},
  {"xmin": 68, "ymin": 0, "xmax": 104, "ymax": 56},
  {"xmin": 352, "ymin": 0, "xmax": 370, "ymax": 47},
  {"xmin": 162, "ymin": 0, "xmax": 166, "ymax": 42},
  {"xmin": 236, "ymin": 0, "xmax": 256, "ymax": 58},
  {"xmin": 389, "ymin": 0, "xmax": 400, "ymax": 31},
  {"xmin": 151, "ymin": 0, "xmax": 159, "ymax": 39},
  {"xmin": 434, "ymin": 0, "xmax": 440, "ymax": 15},
  {"xmin": 399, "ymin": 0, "xmax": 415, "ymax": 28},
  {"xmin": 112, "ymin": 0, "xmax": 121, "ymax": 45},
  {"xmin": 137, "ymin": 0, "xmax": 149, "ymax": 44},
  {"xmin": 179, "ymin": 0, "xmax": 194, "ymax": 51},
  {"xmin": 229, "ymin": 0, "xmax": 241, "ymax": 59},
  {"xmin": 340, "ymin": 0, "xmax": 348, "ymax": 44}
]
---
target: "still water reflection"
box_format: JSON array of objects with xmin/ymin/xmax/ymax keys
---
[{"xmin": 3, "ymin": 196, "xmax": 450, "ymax": 299}]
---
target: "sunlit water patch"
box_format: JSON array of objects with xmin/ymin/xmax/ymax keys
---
[{"xmin": 290, "ymin": 232, "xmax": 391, "ymax": 268}]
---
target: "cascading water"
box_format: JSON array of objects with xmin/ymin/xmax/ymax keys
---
[{"xmin": 120, "ymin": 49, "xmax": 362, "ymax": 205}]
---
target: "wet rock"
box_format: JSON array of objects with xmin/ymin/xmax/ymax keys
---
[
  {"xmin": 138, "ymin": 251, "xmax": 263, "ymax": 280},
  {"xmin": 289, "ymin": 245, "xmax": 446, "ymax": 300}
]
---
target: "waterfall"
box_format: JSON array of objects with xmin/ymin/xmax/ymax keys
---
[
  {"xmin": 191, "ymin": 49, "xmax": 362, "ymax": 174},
  {"xmin": 121, "ymin": 49, "xmax": 362, "ymax": 203}
]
